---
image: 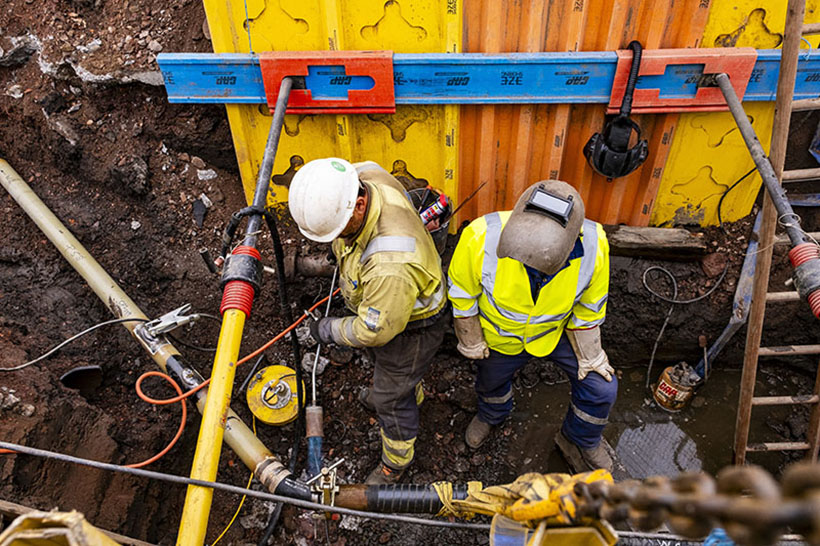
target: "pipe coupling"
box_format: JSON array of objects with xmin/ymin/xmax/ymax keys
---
[{"xmin": 255, "ymin": 456, "xmax": 291, "ymax": 493}]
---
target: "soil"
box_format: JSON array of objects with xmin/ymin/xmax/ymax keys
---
[{"xmin": 1, "ymin": 1, "xmax": 820, "ymax": 544}]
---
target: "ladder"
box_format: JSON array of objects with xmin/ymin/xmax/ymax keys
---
[{"xmin": 733, "ymin": 0, "xmax": 820, "ymax": 465}]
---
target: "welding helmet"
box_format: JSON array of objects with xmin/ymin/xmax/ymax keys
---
[
  {"xmin": 497, "ymin": 180, "xmax": 585, "ymax": 275},
  {"xmin": 288, "ymin": 158, "xmax": 360, "ymax": 243}
]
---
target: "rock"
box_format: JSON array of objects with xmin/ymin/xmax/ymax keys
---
[
  {"xmin": 178, "ymin": 152, "xmax": 190, "ymax": 162},
  {"xmin": 0, "ymin": 34, "xmax": 37, "ymax": 67},
  {"xmin": 302, "ymin": 351, "xmax": 330, "ymax": 376},
  {"xmin": 197, "ymin": 169, "xmax": 217, "ymax": 181},
  {"xmin": 378, "ymin": 532, "xmax": 391, "ymax": 544},
  {"xmin": 111, "ymin": 156, "xmax": 150, "ymax": 196},
  {"xmin": 329, "ymin": 347, "xmax": 353, "ymax": 365},
  {"xmin": 131, "ymin": 220, "xmax": 141, "ymax": 231},
  {"xmin": 192, "ymin": 199, "xmax": 207, "ymax": 228},
  {"xmin": 147, "ymin": 40, "xmax": 163, "ymax": 52},
  {"xmin": 5, "ymin": 85, "xmax": 24, "ymax": 99},
  {"xmin": 0, "ymin": 389, "xmax": 20, "ymax": 410},
  {"xmin": 198, "ymin": 193, "xmax": 213, "ymax": 208},
  {"xmin": 701, "ymin": 252, "xmax": 727, "ymax": 278},
  {"xmin": 19, "ymin": 404, "xmax": 35, "ymax": 417},
  {"xmin": 191, "ymin": 155, "xmax": 206, "ymax": 169}
]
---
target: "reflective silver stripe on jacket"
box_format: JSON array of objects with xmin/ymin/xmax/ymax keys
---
[
  {"xmin": 480, "ymin": 389, "xmax": 513, "ymax": 405},
  {"xmin": 569, "ymin": 316, "xmax": 606, "ymax": 329},
  {"xmin": 414, "ymin": 282, "xmax": 445, "ymax": 310},
  {"xmin": 447, "ymin": 278, "xmax": 477, "ymax": 300},
  {"xmin": 453, "ymin": 301, "xmax": 479, "ymax": 317},
  {"xmin": 525, "ymin": 327, "xmax": 557, "ymax": 344},
  {"xmin": 574, "ymin": 220, "xmax": 599, "ymax": 302},
  {"xmin": 478, "ymin": 309, "xmax": 524, "ymax": 341},
  {"xmin": 481, "ymin": 213, "xmax": 502, "ymax": 294},
  {"xmin": 570, "ymin": 401, "xmax": 609, "ymax": 426},
  {"xmin": 579, "ymin": 294, "xmax": 608, "ymax": 313},
  {"xmin": 360, "ymin": 235, "xmax": 417, "ymax": 263}
]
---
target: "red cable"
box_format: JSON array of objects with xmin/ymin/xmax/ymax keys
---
[{"xmin": 122, "ymin": 288, "xmax": 340, "ymax": 465}]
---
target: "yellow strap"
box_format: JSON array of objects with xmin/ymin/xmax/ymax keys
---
[{"xmin": 432, "ymin": 480, "xmax": 486, "ymax": 519}]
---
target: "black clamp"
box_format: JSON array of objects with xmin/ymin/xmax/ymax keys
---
[
  {"xmin": 220, "ymin": 249, "xmax": 263, "ymax": 293},
  {"xmin": 584, "ymin": 40, "xmax": 649, "ymax": 180}
]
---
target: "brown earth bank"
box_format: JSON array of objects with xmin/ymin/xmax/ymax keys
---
[{"xmin": 2, "ymin": 1, "xmax": 820, "ymax": 544}]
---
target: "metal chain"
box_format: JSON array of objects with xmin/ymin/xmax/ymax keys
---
[{"xmin": 574, "ymin": 463, "xmax": 820, "ymax": 545}]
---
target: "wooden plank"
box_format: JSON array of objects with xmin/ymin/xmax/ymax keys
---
[
  {"xmin": 735, "ymin": 0, "xmax": 806, "ymax": 466},
  {"xmin": 775, "ymin": 232, "xmax": 820, "ymax": 244},
  {"xmin": 807, "ymin": 358, "xmax": 820, "ymax": 462},
  {"xmin": 791, "ymin": 98, "xmax": 820, "ymax": 111},
  {"xmin": 746, "ymin": 442, "xmax": 810, "ymax": 452},
  {"xmin": 766, "ymin": 291, "xmax": 800, "ymax": 302},
  {"xmin": 782, "ymin": 167, "xmax": 820, "ymax": 180},
  {"xmin": 603, "ymin": 225, "xmax": 707, "ymax": 258},
  {"xmin": 752, "ymin": 394, "xmax": 819, "ymax": 405},
  {"xmin": 803, "ymin": 22, "xmax": 820, "ymax": 35},
  {"xmin": 0, "ymin": 498, "xmax": 155, "ymax": 546},
  {"xmin": 759, "ymin": 345, "xmax": 820, "ymax": 356}
]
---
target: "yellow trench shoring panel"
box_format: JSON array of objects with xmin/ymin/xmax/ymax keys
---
[
  {"xmin": 651, "ymin": 0, "xmax": 820, "ymax": 227},
  {"xmin": 202, "ymin": 0, "xmax": 461, "ymax": 215}
]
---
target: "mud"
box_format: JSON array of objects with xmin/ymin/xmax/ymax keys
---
[{"xmin": 1, "ymin": 0, "xmax": 820, "ymax": 543}]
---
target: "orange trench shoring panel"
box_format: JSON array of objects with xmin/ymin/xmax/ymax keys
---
[{"xmin": 204, "ymin": 0, "xmax": 820, "ymax": 229}]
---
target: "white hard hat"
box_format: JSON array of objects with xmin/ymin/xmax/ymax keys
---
[{"xmin": 288, "ymin": 158, "xmax": 360, "ymax": 242}]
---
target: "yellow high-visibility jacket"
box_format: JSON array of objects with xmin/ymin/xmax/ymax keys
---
[
  {"xmin": 326, "ymin": 162, "xmax": 446, "ymax": 348},
  {"xmin": 447, "ymin": 211, "xmax": 609, "ymax": 357}
]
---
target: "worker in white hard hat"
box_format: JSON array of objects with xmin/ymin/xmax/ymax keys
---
[
  {"xmin": 447, "ymin": 180, "xmax": 617, "ymax": 472},
  {"xmin": 289, "ymin": 158, "xmax": 448, "ymax": 485}
]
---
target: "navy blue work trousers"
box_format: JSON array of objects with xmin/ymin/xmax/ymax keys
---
[{"xmin": 474, "ymin": 334, "xmax": 617, "ymax": 449}]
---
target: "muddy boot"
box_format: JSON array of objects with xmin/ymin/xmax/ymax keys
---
[
  {"xmin": 365, "ymin": 461, "xmax": 405, "ymax": 485},
  {"xmin": 358, "ymin": 387, "xmax": 376, "ymax": 412},
  {"xmin": 554, "ymin": 429, "xmax": 613, "ymax": 473},
  {"xmin": 465, "ymin": 415, "xmax": 493, "ymax": 449}
]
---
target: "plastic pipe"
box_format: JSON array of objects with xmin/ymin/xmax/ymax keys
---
[{"xmin": 0, "ymin": 160, "xmax": 281, "ymax": 476}]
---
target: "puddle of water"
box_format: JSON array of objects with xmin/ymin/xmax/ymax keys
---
[{"xmin": 506, "ymin": 364, "xmax": 799, "ymax": 479}]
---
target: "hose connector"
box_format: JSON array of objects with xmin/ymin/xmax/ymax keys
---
[
  {"xmin": 220, "ymin": 245, "xmax": 262, "ymax": 316},
  {"xmin": 789, "ymin": 243, "xmax": 820, "ymax": 318},
  {"xmin": 255, "ymin": 456, "xmax": 291, "ymax": 493}
]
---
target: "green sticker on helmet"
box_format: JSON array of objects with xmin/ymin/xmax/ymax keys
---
[{"xmin": 331, "ymin": 161, "xmax": 346, "ymax": 172}]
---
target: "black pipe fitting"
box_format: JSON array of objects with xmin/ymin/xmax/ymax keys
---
[
  {"xmin": 220, "ymin": 252, "xmax": 263, "ymax": 293},
  {"xmin": 274, "ymin": 476, "xmax": 314, "ymax": 502},
  {"xmin": 793, "ymin": 259, "xmax": 820, "ymax": 301},
  {"xmin": 366, "ymin": 484, "xmax": 470, "ymax": 514}
]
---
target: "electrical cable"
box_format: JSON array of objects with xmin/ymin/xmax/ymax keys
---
[
  {"xmin": 0, "ymin": 440, "xmax": 491, "ymax": 531},
  {"xmin": 0, "ymin": 317, "xmax": 148, "ymax": 372},
  {"xmin": 642, "ymin": 265, "xmax": 728, "ymax": 389},
  {"xmin": 210, "ymin": 417, "xmax": 257, "ymax": 546},
  {"xmin": 717, "ymin": 167, "xmax": 757, "ymax": 233}
]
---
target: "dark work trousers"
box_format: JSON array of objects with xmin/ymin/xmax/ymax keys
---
[
  {"xmin": 475, "ymin": 333, "xmax": 618, "ymax": 449},
  {"xmin": 365, "ymin": 309, "xmax": 447, "ymax": 466}
]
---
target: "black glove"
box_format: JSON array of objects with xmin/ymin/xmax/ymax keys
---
[{"xmin": 307, "ymin": 315, "xmax": 333, "ymax": 345}]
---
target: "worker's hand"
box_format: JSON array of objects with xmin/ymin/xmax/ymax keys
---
[
  {"xmin": 566, "ymin": 327, "xmax": 614, "ymax": 382},
  {"xmin": 453, "ymin": 316, "xmax": 489, "ymax": 360},
  {"xmin": 577, "ymin": 351, "xmax": 614, "ymax": 382},
  {"xmin": 305, "ymin": 313, "xmax": 334, "ymax": 346}
]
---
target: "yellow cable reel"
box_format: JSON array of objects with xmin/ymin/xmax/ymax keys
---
[{"xmin": 246, "ymin": 365, "xmax": 304, "ymax": 425}]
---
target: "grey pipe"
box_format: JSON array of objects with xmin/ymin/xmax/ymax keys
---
[{"xmin": 715, "ymin": 73, "xmax": 806, "ymax": 247}]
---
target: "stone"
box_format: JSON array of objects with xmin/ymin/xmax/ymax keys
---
[
  {"xmin": 147, "ymin": 40, "xmax": 162, "ymax": 52},
  {"xmin": 0, "ymin": 390, "xmax": 20, "ymax": 410},
  {"xmin": 190, "ymin": 155, "xmax": 206, "ymax": 169},
  {"xmin": 131, "ymin": 220, "xmax": 141, "ymax": 230},
  {"xmin": 111, "ymin": 156, "xmax": 150, "ymax": 196},
  {"xmin": 19, "ymin": 404, "xmax": 35, "ymax": 417},
  {"xmin": 701, "ymin": 252, "xmax": 727, "ymax": 278},
  {"xmin": 5, "ymin": 85, "xmax": 24, "ymax": 99}
]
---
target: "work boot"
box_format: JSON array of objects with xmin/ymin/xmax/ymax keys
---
[
  {"xmin": 358, "ymin": 387, "xmax": 376, "ymax": 412},
  {"xmin": 554, "ymin": 429, "xmax": 613, "ymax": 473},
  {"xmin": 465, "ymin": 415, "xmax": 493, "ymax": 449},
  {"xmin": 365, "ymin": 461, "xmax": 405, "ymax": 485}
]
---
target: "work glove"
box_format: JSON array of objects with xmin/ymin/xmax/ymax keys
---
[
  {"xmin": 566, "ymin": 327, "xmax": 614, "ymax": 382},
  {"xmin": 453, "ymin": 315, "xmax": 489, "ymax": 360},
  {"xmin": 297, "ymin": 311, "xmax": 334, "ymax": 346}
]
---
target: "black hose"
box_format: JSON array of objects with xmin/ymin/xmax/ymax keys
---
[
  {"xmin": 0, "ymin": 440, "xmax": 489, "ymax": 530},
  {"xmin": 366, "ymin": 484, "xmax": 471, "ymax": 514},
  {"xmin": 620, "ymin": 41, "xmax": 643, "ymax": 117}
]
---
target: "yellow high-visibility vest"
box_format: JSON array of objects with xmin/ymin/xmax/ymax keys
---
[{"xmin": 447, "ymin": 211, "xmax": 609, "ymax": 357}]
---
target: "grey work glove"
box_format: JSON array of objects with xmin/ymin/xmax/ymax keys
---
[
  {"xmin": 453, "ymin": 315, "xmax": 489, "ymax": 360},
  {"xmin": 566, "ymin": 327, "xmax": 614, "ymax": 382}
]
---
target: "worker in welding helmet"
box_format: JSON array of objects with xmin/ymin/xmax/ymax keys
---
[
  {"xmin": 447, "ymin": 180, "xmax": 617, "ymax": 472},
  {"xmin": 288, "ymin": 158, "xmax": 448, "ymax": 485}
]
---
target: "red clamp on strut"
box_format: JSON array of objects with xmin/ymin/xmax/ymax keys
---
[
  {"xmin": 220, "ymin": 245, "xmax": 262, "ymax": 317},
  {"xmin": 258, "ymin": 50, "xmax": 395, "ymax": 114},
  {"xmin": 607, "ymin": 47, "xmax": 758, "ymax": 114}
]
